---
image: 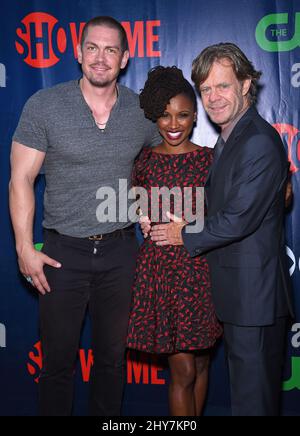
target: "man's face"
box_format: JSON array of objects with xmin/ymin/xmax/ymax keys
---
[
  {"xmin": 199, "ymin": 59, "xmax": 251, "ymax": 130},
  {"xmin": 77, "ymin": 25, "xmax": 129, "ymax": 88}
]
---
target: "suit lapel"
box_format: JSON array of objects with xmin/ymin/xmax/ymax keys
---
[{"xmin": 205, "ymin": 106, "xmax": 258, "ymax": 205}]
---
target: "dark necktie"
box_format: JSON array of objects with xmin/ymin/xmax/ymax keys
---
[{"xmin": 213, "ymin": 135, "xmax": 225, "ymax": 166}]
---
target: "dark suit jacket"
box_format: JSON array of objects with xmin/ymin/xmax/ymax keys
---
[{"xmin": 183, "ymin": 106, "xmax": 293, "ymax": 326}]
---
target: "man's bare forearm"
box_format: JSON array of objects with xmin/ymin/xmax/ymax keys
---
[{"xmin": 9, "ymin": 177, "xmax": 35, "ymax": 255}]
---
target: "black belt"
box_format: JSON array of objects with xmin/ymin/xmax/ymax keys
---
[{"xmin": 46, "ymin": 224, "xmax": 135, "ymax": 241}]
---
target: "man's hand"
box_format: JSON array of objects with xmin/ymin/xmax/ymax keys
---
[
  {"xmin": 139, "ymin": 215, "xmax": 152, "ymax": 238},
  {"xmin": 150, "ymin": 212, "xmax": 186, "ymax": 246},
  {"xmin": 18, "ymin": 243, "xmax": 61, "ymax": 295}
]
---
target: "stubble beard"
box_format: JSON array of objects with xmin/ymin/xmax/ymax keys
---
[
  {"xmin": 84, "ymin": 65, "xmax": 118, "ymax": 88},
  {"xmin": 88, "ymin": 77, "xmax": 113, "ymax": 88}
]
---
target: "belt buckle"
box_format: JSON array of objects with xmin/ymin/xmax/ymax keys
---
[{"xmin": 88, "ymin": 234, "xmax": 103, "ymax": 241}]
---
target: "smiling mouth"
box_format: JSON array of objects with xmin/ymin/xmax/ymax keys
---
[
  {"xmin": 166, "ymin": 131, "xmax": 183, "ymax": 140},
  {"xmin": 91, "ymin": 65, "xmax": 110, "ymax": 72},
  {"xmin": 209, "ymin": 105, "xmax": 227, "ymax": 113}
]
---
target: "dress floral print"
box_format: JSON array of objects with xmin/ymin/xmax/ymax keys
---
[{"xmin": 127, "ymin": 146, "xmax": 222, "ymax": 353}]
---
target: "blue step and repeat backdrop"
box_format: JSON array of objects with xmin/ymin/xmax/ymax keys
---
[{"xmin": 0, "ymin": 0, "xmax": 300, "ymax": 416}]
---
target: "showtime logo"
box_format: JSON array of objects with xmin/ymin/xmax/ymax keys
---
[
  {"xmin": 273, "ymin": 123, "xmax": 300, "ymax": 174},
  {"xmin": 15, "ymin": 12, "xmax": 161, "ymax": 68},
  {"xmin": 27, "ymin": 342, "xmax": 166, "ymax": 385},
  {"xmin": 27, "ymin": 341, "xmax": 94, "ymax": 383}
]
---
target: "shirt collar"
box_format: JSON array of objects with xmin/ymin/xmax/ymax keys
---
[{"xmin": 221, "ymin": 105, "xmax": 250, "ymax": 142}]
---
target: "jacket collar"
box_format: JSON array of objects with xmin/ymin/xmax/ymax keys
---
[
  {"xmin": 205, "ymin": 105, "xmax": 258, "ymax": 187},
  {"xmin": 226, "ymin": 105, "xmax": 257, "ymax": 143}
]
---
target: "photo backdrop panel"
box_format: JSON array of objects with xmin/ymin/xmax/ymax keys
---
[{"xmin": 0, "ymin": 0, "xmax": 299, "ymax": 415}]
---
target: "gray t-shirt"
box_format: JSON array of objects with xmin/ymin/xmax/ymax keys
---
[{"xmin": 13, "ymin": 80, "xmax": 160, "ymax": 237}]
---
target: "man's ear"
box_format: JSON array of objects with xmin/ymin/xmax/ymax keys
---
[
  {"xmin": 242, "ymin": 78, "xmax": 251, "ymax": 96},
  {"xmin": 120, "ymin": 50, "xmax": 130, "ymax": 70},
  {"xmin": 77, "ymin": 44, "xmax": 82, "ymax": 64}
]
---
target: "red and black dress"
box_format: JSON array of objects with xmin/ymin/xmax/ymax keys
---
[{"xmin": 127, "ymin": 146, "xmax": 222, "ymax": 354}]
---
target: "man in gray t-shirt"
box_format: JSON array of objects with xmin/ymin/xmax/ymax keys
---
[{"xmin": 9, "ymin": 16, "xmax": 160, "ymax": 416}]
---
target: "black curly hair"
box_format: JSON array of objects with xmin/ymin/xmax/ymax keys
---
[{"xmin": 139, "ymin": 66, "xmax": 197, "ymax": 122}]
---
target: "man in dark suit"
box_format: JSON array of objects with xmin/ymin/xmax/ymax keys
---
[{"xmin": 147, "ymin": 43, "xmax": 293, "ymax": 416}]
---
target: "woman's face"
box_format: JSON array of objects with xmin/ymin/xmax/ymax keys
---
[{"xmin": 157, "ymin": 94, "xmax": 196, "ymax": 149}]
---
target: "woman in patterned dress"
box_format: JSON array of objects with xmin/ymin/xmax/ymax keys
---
[{"xmin": 127, "ymin": 66, "xmax": 222, "ymax": 416}]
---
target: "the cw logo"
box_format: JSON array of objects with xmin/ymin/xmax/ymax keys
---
[
  {"xmin": 284, "ymin": 357, "xmax": 300, "ymax": 391},
  {"xmin": 273, "ymin": 123, "xmax": 300, "ymax": 174},
  {"xmin": 256, "ymin": 12, "xmax": 300, "ymax": 52},
  {"xmin": 284, "ymin": 324, "xmax": 300, "ymax": 391}
]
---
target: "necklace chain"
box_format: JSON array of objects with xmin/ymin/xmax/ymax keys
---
[
  {"xmin": 78, "ymin": 79, "xmax": 118, "ymax": 130},
  {"xmin": 78, "ymin": 81, "xmax": 109, "ymax": 128}
]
